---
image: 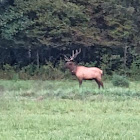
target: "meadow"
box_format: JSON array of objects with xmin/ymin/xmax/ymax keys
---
[{"xmin": 0, "ymin": 80, "xmax": 140, "ymax": 140}]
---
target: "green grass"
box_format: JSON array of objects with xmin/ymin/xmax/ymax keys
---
[{"xmin": 0, "ymin": 80, "xmax": 140, "ymax": 140}]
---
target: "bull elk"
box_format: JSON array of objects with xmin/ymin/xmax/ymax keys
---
[{"xmin": 64, "ymin": 49, "xmax": 104, "ymax": 89}]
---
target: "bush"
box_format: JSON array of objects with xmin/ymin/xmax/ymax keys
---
[
  {"xmin": 112, "ymin": 75, "xmax": 129, "ymax": 87},
  {"xmin": 129, "ymin": 55, "xmax": 140, "ymax": 80}
]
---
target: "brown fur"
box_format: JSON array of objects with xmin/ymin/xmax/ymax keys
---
[{"xmin": 65, "ymin": 61, "xmax": 104, "ymax": 89}]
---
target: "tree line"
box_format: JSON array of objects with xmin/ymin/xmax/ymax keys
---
[{"xmin": 0, "ymin": 0, "xmax": 140, "ymax": 80}]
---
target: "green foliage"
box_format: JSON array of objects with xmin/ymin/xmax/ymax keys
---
[
  {"xmin": 19, "ymin": 63, "xmax": 64, "ymax": 80},
  {"xmin": 112, "ymin": 74, "xmax": 129, "ymax": 87},
  {"xmin": 38, "ymin": 62, "xmax": 65, "ymax": 80},
  {"xmin": 0, "ymin": 58, "xmax": 139, "ymax": 80},
  {"xmin": 0, "ymin": 62, "xmax": 72, "ymax": 80},
  {"xmin": 129, "ymin": 55, "xmax": 140, "ymax": 80},
  {"xmin": 0, "ymin": 0, "xmax": 139, "ymax": 48},
  {"xmin": 100, "ymin": 54, "xmax": 112, "ymax": 75}
]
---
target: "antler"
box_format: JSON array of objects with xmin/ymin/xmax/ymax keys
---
[{"xmin": 64, "ymin": 48, "xmax": 81, "ymax": 61}]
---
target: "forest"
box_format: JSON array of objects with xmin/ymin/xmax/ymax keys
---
[
  {"xmin": 0, "ymin": 1, "xmax": 140, "ymax": 139},
  {"xmin": 0, "ymin": 0, "xmax": 140, "ymax": 80}
]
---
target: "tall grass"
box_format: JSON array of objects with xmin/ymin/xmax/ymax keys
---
[{"xmin": 0, "ymin": 80, "xmax": 139, "ymax": 100}]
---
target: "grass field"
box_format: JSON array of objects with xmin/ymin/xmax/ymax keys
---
[{"xmin": 0, "ymin": 80, "xmax": 140, "ymax": 140}]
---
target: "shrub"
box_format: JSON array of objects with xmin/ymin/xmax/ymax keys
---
[
  {"xmin": 129, "ymin": 55, "xmax": 140, "ymax": 80},
  {"xmin": 112, "ymin": 74, "xmax": 129, "ymax": 87}
]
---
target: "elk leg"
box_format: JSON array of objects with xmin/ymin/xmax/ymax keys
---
[
  {"xmin": 99, "ymin": 81, "xmax": 104, "ymax": 89},
  {"xmin": 95, "ymin": 79, "xmax": 100, "ymax": 89},
  {"xmin": 97, "ymin": 80, "xmax": 104, "ymax": 89},
  {"xmin": 78, "ymin": 79, "xmax": 82, "ymax": 87}
]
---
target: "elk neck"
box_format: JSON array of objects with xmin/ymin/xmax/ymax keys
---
[
  {"xmin": 71, "ymin": 65, "xmax": 77, "ymax": 74},
  {"xmin": 69, "ymin": 63, "xmax": 77, "ymax": 74}
]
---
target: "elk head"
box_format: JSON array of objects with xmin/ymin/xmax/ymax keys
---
[{"xmin": 64, "ymin": 48, "xmax": 81, "ymax": 74}]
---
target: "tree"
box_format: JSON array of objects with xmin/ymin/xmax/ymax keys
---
[{"xmin": 0, "ymin": 0, "xmax": 139, "ymax": 75}]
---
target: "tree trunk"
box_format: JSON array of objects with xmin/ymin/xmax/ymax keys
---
[
  {"xmin": 124, "ymin": 45, "xmax": 128, "ymax": 75},
  {"xmin": 28, "ymin": 46, "xmax": 31, "ymax": 63},
  {"xmin": 36, "ymin": 50, "xmax": 39, "ymax": 70}
]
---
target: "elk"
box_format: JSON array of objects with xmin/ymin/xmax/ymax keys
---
[{"xmin": 64, "ymin": 49, "xmax": 104, "ymax": 89}]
